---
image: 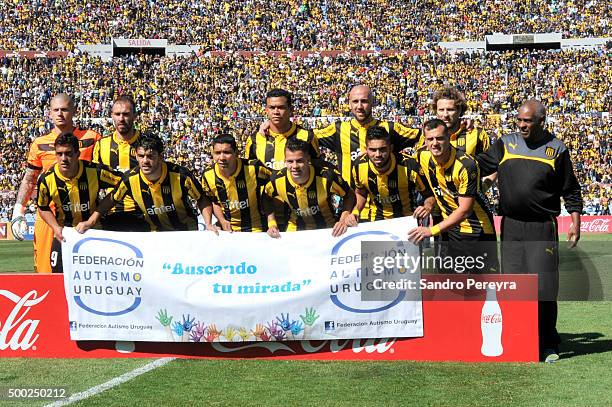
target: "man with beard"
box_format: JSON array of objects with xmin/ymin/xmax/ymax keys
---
[{"xmin": 92, "ymin": 95, "xmax": 148, "ymax": 231}]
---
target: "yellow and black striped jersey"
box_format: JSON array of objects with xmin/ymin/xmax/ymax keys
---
[
  {"xmin": 112, "ymin": 161, "xmax": 204, "ymax": 231},
  {"xmin": 201, "ymin": 158, "xmax": 271, "ymax": 232},
  {"xmin": 450, "ymin": 126, "xmax": 490, "ymax": 156},
  {"xmin": 352, "ymin": 153, "xmax": 431, "ymax": 221},
  {"xmin": 93, "ymin": 130, "xmax": 141, "ymax": 214},
  {"xmin": 93, "ymin": 130, "xmax": 140, "ymax": 171},
  {"xmin": 415, "ymin": 147, "xmax": 495, "ymax": 235},
  {"xmin": 416, "ymin": 126, "xmax": 490, "ymax": 157},
  {"xmin": 314, "ymin": 118, "xmax": 421, "ymax": 184},
  {"xmin": 37, "ymin": 161, "xmax": 121, "ymax": 227},
  {"xmin": 263, "ymin": 164, "xmax": 352, "ymax": 231},
  {"xmin": 245, "ymin": 123, "xmax": 320, "ymax": 171}
]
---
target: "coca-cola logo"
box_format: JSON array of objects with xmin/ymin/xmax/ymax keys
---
[
  {"xmin": 481, "ymin": 313, "xmax": 502, "ymax": 324},
  {"xmin": 211, "ymin": 338, "xmax": 397, "ymax": 354},
  {"xmin": 575, "ymin": 219, "xmax": 610, "ymax": 233},
  {"xmin": 0, "ymin": 290, "xmax": 48, "ymax": 351}
]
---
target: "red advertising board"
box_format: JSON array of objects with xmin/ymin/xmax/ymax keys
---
[
  {"xmin": 0, "ymin": 223, "xmax": 6, "ymax": 239},
  {"xmin": 494, "ymin": 215, "xmax": 610, "ymax": 234},
  {"xmin": 0, "ymin": 274, "xmax": 538, "ymax": 362}
]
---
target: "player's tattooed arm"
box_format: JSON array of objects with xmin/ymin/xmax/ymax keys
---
[{"xmin": 14, "ymin": 168, "xmax": 40, "ymax": 208}]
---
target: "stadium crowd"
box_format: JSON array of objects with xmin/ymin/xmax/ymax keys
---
[
  {"xmin": 0, "ymin": 48, "xmax": 610, "ymax": 219},
  {"xmin": 0, "ymin": 0, "xmax": 609, "ymax": 51}
]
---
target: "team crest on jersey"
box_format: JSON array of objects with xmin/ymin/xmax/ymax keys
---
[
  {"xmin": 445, "ymin": 174, "xmax": 453, "ymax": 182},
  {"xmin": 457, "ymin": 138, "xmax": 465, "ymax": 147},
  {"xmin": 130, "ymin": 149, "xmax": 137, "ymax": 157},
  {"xmin": 308, "ymin": 190, "xmax": 317, "ymax": 200},
  {"xmin": 162, "ymin": 185, "xmax": 171, "ymax": 195},
  {"xmin": 79, "ymin": 182, "xmax": 88, "ymax": 191},
  {"xmin": 545, "ymin": 147, "xmax": 555, "ymax": 158},
  {"xmin": 388, "ymin": 179, "xmax": 397, "ymax": 188},
  {"xmin": 236, "ymin": 180, "xmax": 246, "ymax": 189}
]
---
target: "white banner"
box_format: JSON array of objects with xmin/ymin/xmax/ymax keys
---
[{"xmin": 61, "ymin": 218, "xmax": 422, "ymax": 342}]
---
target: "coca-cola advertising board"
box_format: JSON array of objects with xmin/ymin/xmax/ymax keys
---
[
  {"xmin": 0, "ymin": 274, "xmax": 538, "ymax": 362},
  {"xmin": 493, "ymin": 215, "xmax": 611, "ymax": 234}
]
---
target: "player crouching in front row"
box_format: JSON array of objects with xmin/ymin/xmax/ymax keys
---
[
  {"xmin": 78, "ymin": 133, "xmax": 214, "ymax": 235},
  {"xmin": 263, "ymin": 137, "xmax": 357, "ymax": 238},
  {"xmin": 36, "ymin": 133, "xmax": 123, "ymax": 273}
]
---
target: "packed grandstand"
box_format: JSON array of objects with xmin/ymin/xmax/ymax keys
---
[{"xmin": 0, "ymin": 1, "xmax": 610, "ymax": 221}]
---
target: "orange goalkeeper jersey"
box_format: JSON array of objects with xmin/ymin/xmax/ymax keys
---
[{"xmin": 26, "ymin": 128, "xmax": 101, "ymax": 171}]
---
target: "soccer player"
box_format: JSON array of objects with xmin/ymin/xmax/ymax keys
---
[
  {"xmin": 10, "ymin": 93, "xmax": 101, "ymax": 273},
  {"xmin": 261, "ymin": 85, "xmax": 421, "ymax": 221},
  {"xmin": 432, "ymin": 87, "xmax": 491, "ymax": 157},
  {"xmin": 246, "ymin": 88, "xmax": 320, "ymax": 229},
  {"xmin": 37, "ymin": 133, "xmax": 121, "ymax": 273},
  {"xmin": 351, "ymin": 126, "xmax": 435, "ymax": 221},
  {"xmin": 245, "ymin": 88, "xmax": 319, "ymax": 171},
  {"xmin": 83, "ymin": 134, "xmax": 211, "ymax": 232},
  {"xmin": 92, "ymin": 96, "xmax": 148, "ymax": 231},
  {"xmin": 432, "ymin": 87, "xmax": 497, "ymax": 189},
  {"xmin": 476, "ymin": 100, "xmax": 582, "ymax": 362},
  {"xmin": 314, "ymin": 85, "xmax": 421, "ymax": 183},
  {"xmin": 408, "ymin": 119, "xmax": 498, "ymax": 273},
  {"xmin": 201, "ymin": 134, "xmax": 271, "ymax": 232},
  {"xmin": 263, "ymin": 138, "xmax": 356, "ymax": 237}
]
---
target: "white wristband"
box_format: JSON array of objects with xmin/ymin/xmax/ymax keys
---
[{"xmin": 12, "ymin": 203, "xmax": 26, "ymax": 219}]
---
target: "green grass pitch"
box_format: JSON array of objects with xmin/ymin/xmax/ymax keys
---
[{"xmin": 0, "ymin": 235, "xmax": 610, "ymax": 406}]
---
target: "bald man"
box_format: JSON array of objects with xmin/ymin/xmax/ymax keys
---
[
  {"xmin": 11, "ymin": 94, "xmax": 101, "ymax": 273},
  {"xmin": 477, "ymin": 100, "xmax": 583, "ymax": 362}
]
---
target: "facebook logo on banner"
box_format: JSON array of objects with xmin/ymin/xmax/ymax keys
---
[
  {"xmin": 69, "ymin": 321, "xmax": 77, "ymax": 331},
  {"xmin": 324, "ymin": 321, "xmax": 335, "ymax": 331}
]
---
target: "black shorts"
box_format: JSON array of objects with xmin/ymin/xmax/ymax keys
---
[
  {"xmin": 101, "ymin": 212, "xmax": 150, "ymax": 232},
  {"xmin": 50, "ymin": 239, "xmax": 63, "ymax": 274},
  {"xmin": 441, "ymin": 228, "xmax": 499, "ymax": 274}
]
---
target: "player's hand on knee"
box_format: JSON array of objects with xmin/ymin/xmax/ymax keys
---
[{"xmin": 10, "ymin": 215, "xmax": 27, "ymax": 241}]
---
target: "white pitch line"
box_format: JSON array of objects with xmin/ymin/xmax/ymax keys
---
[{"xmin": 44, "ymin": 357, "xmax": 176, "ymax": 407}]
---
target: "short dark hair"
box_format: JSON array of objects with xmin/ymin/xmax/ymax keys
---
[
  {"xmin": 423, "ymin": 118, "xmax": 448, "ymax": 134},
  {"xmin": 431, "ymin": 87, "xmax": 467, "ymax": 116},
  {"xmin": 265, "ymin": 88, "xmax": 293, "ymax": 108},
  {"xmin": 212, "ymin": 134, "xmax": 238, "ymax": 152},
  {"xmin": 135, "ymin": 133, "xmax": 164, "ymax": 154},
  {"xmin": 54, "ymin": 132, "xmax": 80, "ymax": 153},
  {"xmin": 113, "ymin": 95, "xmax": 136, "ymax": 114},
  {"xmin": 284, "ymin": 137, "xmax": 310, "ymax": 156},
  {"xmin": 366, "ymin": 126, "xmax": 391, "ymax": 144}
]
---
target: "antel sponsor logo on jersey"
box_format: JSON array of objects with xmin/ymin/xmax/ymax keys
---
[
  {"xmin": 211, "ymin": 337, "xmax": 397, "ymax": 355},
  {"xmin": 221, "ymin": 199, "xmax": 249, "ymax": 210},
  {"xmin": 577, "ymin": 218, "xmax": 609, "ymax": 233},
  {"xmin": 146, "ymin": 203, "xmax": 176, "ymax": 215},
  {"xmin": 0, "ymin": 289, "xmax": 48, "ymax": 351},
  {"xmin": 62, "ymin": 201, "xmax": 90, "ymax": 212},
  {"xmin": 70, "ymin": 237, "xmax": 144, "ymax": 317}
]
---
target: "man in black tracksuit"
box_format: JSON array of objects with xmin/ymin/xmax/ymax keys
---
[{"xmin": 477, "ymin": 100, "xmax": 582, "ymax": 362}]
